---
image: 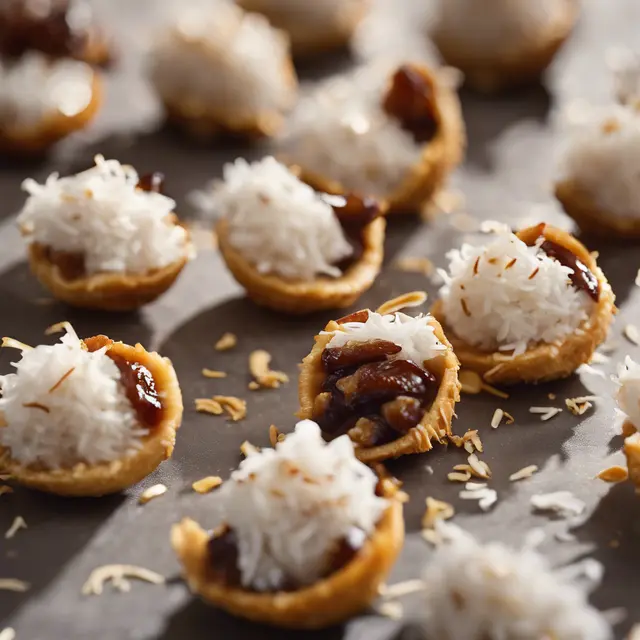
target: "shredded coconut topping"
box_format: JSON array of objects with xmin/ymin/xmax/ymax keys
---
[
  {"xmin": 421, "ymin": 523, "xmax": 612, "ymax": 640},
  {"xmin": 609, "ymin": 48, "xmax": 640, "ymax": 106},
  {"xmin": 615, "ymin": 356, "xmax": 640, "ymax": 430},
  {"xmin": 438, "ymin": 228, "xmax": 592, "ymax": 355},
  {"xmin": 195, "ymin": 157, "xmax": 352, "ymax": 280},
  {"xmin": 326, "ymin": 311, "xmax": 447, "ymax": 364},
  {"xmin": 281, "ymin": 63, "xmax": 422, "ymax": 197},
  {"xmin": 18, "ymin": 156, "xmax": 190, "ymax": 275},
  {"xmin": 0, "ymin": 326, "xmax": 144, "ymax": 469},
  {"xmin": 150, "ymin": 1, "xmax": 295, "ymax": 122},
  {"xmin": 216, "ymin": 419, "xmax": 387, "ymax": 591}
]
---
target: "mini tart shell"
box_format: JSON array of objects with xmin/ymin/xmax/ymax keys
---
[
  {"xmin": 297, "ymin": 314, "xmax": 460, "ymax": 463},
  {"xmin": 555, "ymin": 179, "xmax": 640, "ymax": 240},
  {"xmin": 431, "ymin": 224, "xmax": 616, "ymax": 385},
  {"xmin": 0, "ymin": 73, "xmax": 102, "ymax": 155},
  {"xmin": 171, "ymin": 487, "xmax": 404, "ymax": 629},
  {"xmin": 0, "ymin": 339, "xmax": 183, "ymax": 497},
  {"xmin": 432, "ymin": 1, "xmax": 578, "ymax": 93},
  {"xmin": 26, "ymin": 235, "xmax": 191, "ymax": 312},
  {"xmin": 216, "ymin": 216, "xmax": 386, "ymax": 315},
  {"xmin": 295, "ymin": 65, "xmax": 465, "ymax": 214}
]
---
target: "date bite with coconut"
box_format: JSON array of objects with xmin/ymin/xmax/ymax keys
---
[
  {"xmin": 171, "ymin": 419, "xmax": 403, "ymax": 629},
  {"xmin": 615, "ymin": 357, "xmax": 640, "ymax": 491},
  {"xmin": 421, "ymin": 523, "xmax": 612, "ymax": 640},
  {"xmin": 432, "ymin": 224, "xmax": 615, "ymax": 385},
  {"xmin": 149, "ymin": 1, "xmax": 297, "ymax": 138},
  {"xmin": 201, "ymin": 156, "xmax": 385, "ymax": 314},
  {"xmin": 280, "ymin": 61, "xmax": 464, "ymax": 213},
  {"xmin": 555, "ymin": 105, "xmax": 640, "ymax": 238},
  {"xmin": 17, "ymin": 156, "xmax": 194, "ymax": 311},
  {"xmin": 297, "ymin": 308, "xmax": 460, "ymax": 463},
  {"xmin": 0, "ymin": 325, "xmax": 183, "ymax": 497},
  {"xmin": 237, "ymin": 0, "xmax": 369, "ymax": 55},
  {"xmin": 431, "ymin": 0, "xmax": 578, "ymax": 93}
]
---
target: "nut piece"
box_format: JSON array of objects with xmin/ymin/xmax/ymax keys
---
[{"xmin": 192, "ymin": 476, "xmax": 223, "ymax": 494}]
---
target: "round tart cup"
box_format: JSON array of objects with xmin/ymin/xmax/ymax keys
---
[
  {"xmin": 216, "ymin": 215, "xmax": 386, "ymax": 315},
  {"xmin": 0, "ymin": 338, "xmax": 183, "ymax": 497},
  {"xmin": 433, "ymin": 2, "xmax": 578, "ymax": 94},
  {"xmin": 431, "ymin": 224, "xmax": 616, "ymax": 385},
  {"xmin": 171, "ymin": 486, "xmax": 404, "ymax": 629},
  {"xmin": 297, "ymin": 313, "xmax": 460, "ymax": 463},
  {"xmin": 0, "ymin": 73, "xmax": 102, "ymax": 155},
  {"xmin": 555, "ymin": 178, "xmax": 640, "ymax": 240},
  {"xmin": 295, "ymin": 65, "xmax": 465, "ymax": 214}
]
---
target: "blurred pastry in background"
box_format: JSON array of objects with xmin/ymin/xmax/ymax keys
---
[
  {"xmin": 281, "ymin": 62, "xmax": 464, "ymax": 213},
  {"xmin": 149, "ymin": 1, "xmax": 297, "ymax": 139},
  {"xmin": 432, "ymin": 223, "xmax": 615, "ymax": 384},
  {"xmin": 615, "ymin": 357, "xmax": 640, "ymax": 491},
  {"xmin": 197, "ymin": 156, "xmax": 385, "ymax": 314},
  {"xmin": 18, "ymin": 156, "xmax": 194, "ymax": 311},
  {"xmin": 431, "ymin": 0, "xmax": 578, "ymax": 93},
  {"xmin": 609, "ymin": 48, "xmax": 640, "ymax": 108},
  {"xmin": 236, "ymin": 0, "xmax": 369, "ymax": 55}
]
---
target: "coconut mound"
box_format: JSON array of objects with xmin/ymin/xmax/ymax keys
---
[
  {"xmin": 0, "ymin": 326, "xmax": 145, "ymax": 469},
  {"xmin": 0, "ymin": 52, "xmax": 94, "ymax": 128},
  {"xmin": 17, "ymin": 155, "xmax": 190, "ymax": 275},
  {"xmin": 215, "ymin": 419, "xmax": 387, "ymax": 591},
  {"xmin": 196, "ymin": 156, "xmax": 353, "ymax": 281},
  {"xmin": 280, "ymin": 63, "xmax": 422, "ymax": 198},
  {"xmin": 325, "ymin": 311, "xmax": 447, "ymax": 364},
  {"xmin": 149, "ymin": 0, "xmax": 294, "ymax": 121},
  {"xmin": 438, "ymin": 228, "xmax": 592, "ymax": 355},
  {"xmin": 422, "ymin": 523, "xmax": 612, "ymax": 640},
  {"xmin": 616, "ymin": 356, "xmax": 640, "ymax": 430},
  {"xmin": 610, "ymin": 48, "xmax": 640, "ymax": 106},
  {"xmin": 559, "ymin": 105, "xmax": 640, "ymax": 219}
]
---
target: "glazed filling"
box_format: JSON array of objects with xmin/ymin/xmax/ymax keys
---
[
  {"xmin": 312, "ymin": 311, "xmax": 439, "ymax": 448},
  {"xmin": 382, "ymin": 65, "xmax": 439, "ymax": 144},
  {"xmin": 83, "ymin": 335, "xmax": 164, "ymax": 429}
]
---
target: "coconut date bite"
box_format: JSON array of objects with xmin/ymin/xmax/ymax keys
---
[
  {"xmin": 298, "ymin": 309, "xmax": 460, "ymax": 463},
  {"xmin": 431, "ymin": 0, "xmax": 578, "ymax": 93},
  {"xmin": 281, "ymin": 62, "xmax": 464, "ymax": 213},
  {"xmin": 432, "ymin": 223, "xmax": 615, "ymax": 385},
  {"xmin": 17, "ymin": 156, "xmax": 194, "ymax": 311},
  {"xmin": 171, "ymin": 419, "xmax": 403, "ymax": 629},
  {"xmin": 200, "ymin": 157, "xmax": 385, "ymax": 314},
  {"xmin": 0, "ymin": 326, "xmax": 183, "ymax": 497},
  {"xmin": 237, "ymin": 0, "xmax": 369, "ymax": 55},
  {"xmin": 615, "ymin": 357, "xmax": 640, "ymax": 491},
  {"xmin": 149, "ymin": 1, "xmax": 297, "ymax": 139}
]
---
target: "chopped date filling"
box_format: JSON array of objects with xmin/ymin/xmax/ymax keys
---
[
  {"xmin": 313, "ymin": 339, "xmax": 438, "ymax": 447},
  {"xmin": 137, "ymin": 172, "xmax": 165, "ymax": 194},
  {"xmin": 382, "ymin": 65, "xmax": 439, "ymax": 144},
  {"xmin": 43, "ymin": 245, "xmax": 85, "ymax": 280}
]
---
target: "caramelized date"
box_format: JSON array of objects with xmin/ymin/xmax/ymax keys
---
[
  {"xmin": 321, "ymin": 193, "xmax": 381, "ymax": 229},
  {"xmin": 322, "ymin": 339, "xmax": 401, "ymax": 373},
  {"xmin": 45, "ymin": 247, "xmax": 85, "ymax": 280},
  {"xmin": 348, "ymin": 416, "xmax": 396, "ymax": 447},
  {"xmin": 324, "ymin": 527, "xmax": 366, "ymax": 577},
  {"xmin": 137, "ymin": 172, "xmax": 165, "ymax": 194},
  {"xmin": 336, "ymin": 309, "xmax": 370, "ymax": 325},
  {"xmin": 207, "ymin": 527, "xmax": 242, "ymax": 586},
  {"xmin": 381, "ymin": 396, "xmax": 423, "ymax": 433}
]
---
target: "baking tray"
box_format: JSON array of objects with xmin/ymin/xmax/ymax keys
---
[{"xmin": 1, "ymin": 1, "xmax": 640, "ymax": 638}]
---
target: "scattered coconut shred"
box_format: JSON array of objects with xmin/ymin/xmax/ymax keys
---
[
  {"xmin": 0, "ymin": 627, "xmax": 15, "ymax": 640},
  {"xmin": 215, "ymin": 332, "xmax": 237, "ymax": 351},
  {"xmin": 420, "ymin": 522, "xmax": 612, "ymax": 640},
  {"xmin": 192, "ymin": 476, "xmax": 223, "ymax": 494},
  {"xmin": 531, "ymin": 491, "xmax": 586, "ymax": 518},
  {"xmin": 139, "ymin": 484, "xmax": 167, "ymax": 505},
  {"xmin": 249, "ymin": 350, "xmax": 288, "ymax": 389},
  {"xmin": 459, "ymin": 482, "xmax": 497, "ymax": 512},
  {"xmin": 0, "ymin": 579, "xmax": 29, "ymax": 593},
  {"xmin": 4, "ymin": 516, "xmax": 26, "ymax": 539},
  {"xmin": 615, "ymin": 356, "xmax": 640, "ymax": 430},
  {"xmin": 195, "ymin": 395, "xmax": 246, "ymax": 421},
  {"xmin": 82, "ymin": 565, "xmax": 165, "ymax": 596},
  {"xmin": 214, "ymin": 419, "xmax": 387, "ymax": 591},
  {"xmin": 438, "ymin": 226, "xmax": 594, "ymax": 356}
]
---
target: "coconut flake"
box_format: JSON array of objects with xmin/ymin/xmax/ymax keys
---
[
  {"xmin": 216, "ymin": 419, "xmax": 387, "ymax": 591},
  {"xmin": 490, "ymin": 408, "xmax": 504, "ymax": 428},
  {"xmin": 215, "ymin": 332, "xmax": 237, "ymax": 351},
  {"xmin": 459, "ymin": 486, "xmax": 497, "ymax": 511},
  {"xmin": 531, "ymin": 491, "xmax": 586, "ymax": 517},
  {"xmin": 0, "ymin": 579, "xmax": 29, "ymax": 592},
  {"xmin": 377, "ymin": 600, "xmax": 403, "ymax": 620},
  {"xmin": 529, "ymin": 406, "xmax": 563, "ymax": 421},
  {"xmin": 509, "ymin": 465, "xmax": 538, "ymax": 482},
  {"xmin": 379, "ymin": 578, "xmax": 427, "ymax": 599},
  {"xmin": 139, "ymin": 484, "xmax": 168, "ymax": 505},
  {"xmin": 82, "ymin": 565, "xmax": 165, "ymax": 596},
  {"xmin": 624, "ymin": 324, "xmax": 640, "ymax": 346},
  {"xmin": 615, "ymin": 356, "xmax": 640, "ymax": 430},
  {"xmin": 4, "ymin": 516, "xmax": 26, "ymax": 540},
  {"xmin": 192, "ymin": 476, "xmax": 223, "ymax": 494},
  {"xmin": 249, "ymin": 349, "xmax": 289, "ymax": 389},
  {"xmin": 0, "ymin": 628, "xmax": 15, "ymax": 640}
]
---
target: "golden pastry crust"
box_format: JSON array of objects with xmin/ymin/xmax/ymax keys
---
[
  {"xmin": 625, "ymin": 432, "xmax": 640, "ymax": 491},
  {"xmin": 81, "ymin": 28, "xmax": 112, "ymax": 67},
  {"xmin": 433, "ymin": 1, "xmax": 578, "ymax": 93},
  {"xmin": 431, "ymin": 225, "xmax": 616, "ymax": 385},
  {"xmin": 0, "ymin": 339, "xmax": 183, "ymax": 497},
  {"xmin": 26, "ymin": 237, "xmax": 191, "ymax": 312},
  {"xmin": 171, "ymin": 488, "xmax": 404, "ymax": 629},
  {"xmin": 216, "ymin": 216, "xmax": 386, "ymax": 315},
  {"xmin": 0, "ymin": 73, "xmax": 102, "ymax": 155},
  {"xmin": 555, "ymin": 179, "xmax": 640, "ymax": 239},
  {"xmin": 296, "ymin": 65, "xmax": 465, "ymax": 214},
  {"xmin": 297, "ymin": 313, "xmax": 460, "ymax": 463}
]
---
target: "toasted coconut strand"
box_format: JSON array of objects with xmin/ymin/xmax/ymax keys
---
[
  {"xmin": 491, "ymin": 408, "xmax": 504, "ymax": 428},
  {"xmin": 0, "ymin": 628, "xmax": 15, "ymax": 640},
  {"xmin": 0, "ymin": 579, "xmax": 29, "ymax": 592},
  {"xmin": 566, "ymin": 396, "xmax": 596, "ymax": 416},
  {"xmin": 201, "ymin": 369, "xmax": 227, "ymax": 379},
  {"xmin": 448, "ymin": 471, "xmax": 471, "ymax": 482},
  {"xmin": 597, "ymin": 466, "xmax": 629, "ymax": 483},
  {"xmin": 509, "ymin": 465, "xmax": 539, "ymax": 482},
  {"xmin": 4, "ymin": 516, "xmax": 27, "ymax": 539},
  {"xmin": 376, "ymin": 291, "xmax": 428, "ymax": 316},
  {"xmin": 481, "ymin": 382, "xmax": 509, "ymax": 399},
  {"xmin": 0, "ymin": 487, "xmax": 13, "ymax": 496},
  {"xmin": 1, "ymin": 338, "xmax": 33, "ymax": 352},
  {"xmin": 215, "ymin": 333, "xmax": 237, "ymax": 351},
  {"xmin": 240, "ymin": 441, "xmax": 259, "ymax": 457},
  {"xmin": 213, "ymin": 395, "xmax": 247, "ymax": 421},
  {"xmin": 468, "ymin": 453, "xmax": 491, "ymax": 479},
  {"xmin": 379, "ymin": 579, "xmax": 426, "ymax": 599},
  {"xmin": 45, "ymin": 321, "xmax": 73, "ymax": 335},
  {"xmin": 192, "ymin": 476, "xmax": 223, "ymax": 494},
  {"xmin": 48, "ymin": 367, "xmax": 76, "ymax": 393},
  {"xmin": 529, "ymin": 406, "xmax": 563, "ymax": 421},
  {"xmin": 82, "ymin": 565, "xmax": 165, "ymax": 596},
  {"xmin": 249, "ymin": 350, "xmax": 289, "ymax": 389},
  {"xmin": 377, "ymin": 601, "xmax": 403, "ymax": 621},
  {"xmin": 195, "ymin": 398, "xmax": 224, "ymax": 415},
  {"xmin": 422, "ymin": 497, "xmax": 455, "ymax": 529},
  {"xmin": 268, "ymin": 424, "xmax": 283, "ymax": 447},
  {"xmin": 139, "ymin": 484, "xmax": 168, "ymax": 504},
  {"xmin": 624, "ymin": 324, "xmax": 640, "ymax": 346},
  {"xmin": 394, "ymin": 257, "xmax": 434, "ymax": 276},
  {"xmin": 503, "ymin": 411, "xmax": 515, "ymax": 424},
  {"xmin": 248, "ymin": 381, "xmax": 260, "ymax": 390}
]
